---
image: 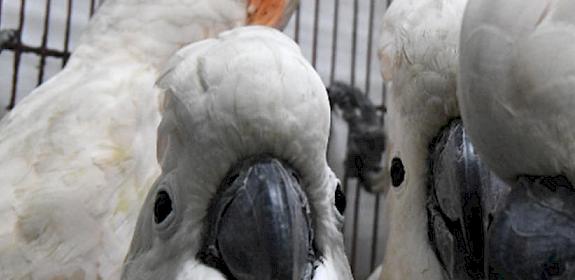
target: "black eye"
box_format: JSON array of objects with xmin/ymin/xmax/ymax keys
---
[
  {"xmin": 391, "ymin": 157, "xmax": 405, "ymax": 187},
  {"xmin": 154, "ymin": 191, "xmax": 173, "ymax": 224},
  {"xmin": 335, "ymin": 183, "xmax": 346, "ymax": 215}
]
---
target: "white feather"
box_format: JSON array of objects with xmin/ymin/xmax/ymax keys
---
[{"xmin": 458, "ymin": 0, "xmax": 575, "ymax": 183}]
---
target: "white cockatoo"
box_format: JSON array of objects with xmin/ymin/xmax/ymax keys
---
[
  {"xmin": 0, "ymin": 1, "xmax": 297, "ymax": 279},
  {"xmin": 459, "ymin": 0, "xmax": 575, "ymax": 278},
  {"xmin": 121, "ymin": 26, "xmax": 352, "ymax": 280},
  {"xmin": 370, "ymin": 0, "xmax": 497, "ymax": 279}
]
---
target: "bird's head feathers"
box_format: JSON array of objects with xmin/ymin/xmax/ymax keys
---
[
  {"xmin": 122, "ymin": 26, "xmax": 351, "ymax": 279},
  {"xmin": 374, "ymin": 1, "xmax": 468, "ymax": 279}
]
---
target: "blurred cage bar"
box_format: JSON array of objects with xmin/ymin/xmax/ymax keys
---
[{"xmin": 0, "ymin": 0, "xmax": 391, "ymax": 279}]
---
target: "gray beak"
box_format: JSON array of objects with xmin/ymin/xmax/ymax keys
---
[
  {"xmin": 198, "ymin": 157, "xmax": 316, "ymax": 280},
  {"xmin": 427, "ymin": 119, "xmax": 498, "ymax": 279},
  {"xmin": 428, "ymin": 119, "xmax": 575, "ymax": 280},
  {"xmin": 488, "ymin": 176, "xmax": 575, "ymax": 279}
]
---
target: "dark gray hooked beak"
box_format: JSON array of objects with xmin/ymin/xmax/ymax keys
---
[
  {"xmin": 198, "ymin": 157, "xmax": 316, "ymax": 280},
  {"xmin": 427, "ymin": 119, "xmax": 575, "ymax": 279},
  {"xmin": 427, "ymin": 119, "xmax": 510, "ymax": 279},
  {"xmin": 488, "ymin": 176, "xmax": 575, "ymax": 279}
]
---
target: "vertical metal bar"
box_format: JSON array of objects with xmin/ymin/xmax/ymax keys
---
[
  {"xmin": 350, "ymin": 181, "xmax": 361, "ymax": 273},
  {"xmin": 374, "ymin": 0, "xmax": 390, "ymax": 266},
  {"xmin": 62, "ymin": 0, "xmax": 73, "ymax": 66},
  {"xmin": 311, "ymin": 0, "xmax": 320, "ymax": 67},
  {"xmin": 37, "ymin": 0, "xmax": 52, "ymax": 85},
  {"xmin": 90, "ymin": 0, "xmax": 96, "ymax": 17},
  {"xmin": 350, "ymin": 0, "xmax": 359, "ymax": 86},
  {"xmin": 294, "ymin": 5, "xmax": 301, "ymax": 43},
  {"xmin": 342, "ymin": 169, "xmax": 352, "ymax": 264},
  {"xmin": 8, "ymin": 0, "xmax": 26, "ymax": 110},
  {"xmin": 361, "ymin": 0, "xmax": 380, "ymax": 271},
  {"xmin": 326, "ymin": 0, "xmax": 340, "ymax": 163},
  {"xmin": 328, "ymin": 0, "xmax": 339, "ymax": 83},
  {"xmin": 1, "ymin": 0, "xmax": 5, "ymax": 105},
  {"xmin": 380, "ymin": 77, "xmax": 386, "ymax": 122},
  {"xmin": 382, "ymin": 0, "xmax": 391, "ymax": 107},
  {"xmin": 364, "ymin": 0, "xmax": 376, "ymax": 96},
  {"xmin": 349, "ymin": 0, "xmax": 361, "ymax": 273},
  {"xmin": 0, "ymin": 0, "xmax": 3, "ymax": 26},
  {"xmin": 370, "ymin": 194, "xmax": 382, "ymax": 270}
]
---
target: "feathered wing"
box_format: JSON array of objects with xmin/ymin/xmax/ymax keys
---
[
  {"xmin": 0, "ymin": 56, "xmax": 162, "ymax": 279},
  {"xmin": 458, "ymin": 0, "xmax": 575, "ymax": 183}
]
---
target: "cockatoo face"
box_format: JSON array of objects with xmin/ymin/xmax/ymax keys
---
[
  {"xmin": 379, "ymin": 0, "xmax": 575, "ymax": 279},
  {"xmin": 121, "ymin": 26, "xmax": 352, "ymax": 280},
  {"xmin": 374, "ymin": 0, "xmax": 502, "ymax": 279}
]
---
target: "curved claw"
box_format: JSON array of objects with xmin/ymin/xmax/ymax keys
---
[
  {"xmin": 327, "ymin": 81, "xmax": 386, "ymax": 192},
  {"xmin": 0, "ymin": 29, "xmax": 18, "ymax": 53}
]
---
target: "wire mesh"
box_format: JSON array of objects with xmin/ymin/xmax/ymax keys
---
[{"xmin": 0, "ymin": 1, "xmax": 391, "ymax": 279}]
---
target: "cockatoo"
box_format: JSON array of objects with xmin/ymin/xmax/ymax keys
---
[
  {"xmin": 459, "ymin": 0, "xmax": 575, "ymax": 278},
  {"xmin": 371, "ymin": 0, "xmax": 500, "ymax": 279},
  {"xmin": 373, "ymin": 0, "xmax": 575, "ymax": 279},
  {"xmin": 0, "ymin": 0, "xmax": 297, "ymax": 279},
  {"xmin": 121, "ymin": 26, "xmax": 352, "ymax": 280}
]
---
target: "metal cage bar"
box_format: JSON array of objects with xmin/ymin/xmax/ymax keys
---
[
  {"xmin": 36, "ymin": 0, "xmax": 52, "ymax": 86},
  {"xmin": 61, "ymin": 0, "xmax": 73, "ymax": 66},
  {"xmin": 329, "ymin": 0, "xmax": 340, "ymax": 84},
  {"xmin": 8, "ymin": 0, "xmax": 25, "ymax": 110}
]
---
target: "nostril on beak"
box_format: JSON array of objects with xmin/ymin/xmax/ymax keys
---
[{"xmin": 542, "ymin": 255, "xmax": 565, "ymax": 278}]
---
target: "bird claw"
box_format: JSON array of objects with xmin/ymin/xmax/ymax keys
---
[
  {"xmin": 327, "ymin": 82, "xmax": 386, "ymax": 193},
  {"xmin": 0, "ymin": 29, "xmax": 18, "ymax": 53}
]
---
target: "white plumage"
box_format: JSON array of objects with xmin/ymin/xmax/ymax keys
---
[
  {"xmin": 458, "ymin": 0, "xmax": 575, "ymax": 184},
  {"xmin": 0, "ymin": 0, "xmax": 296, "ymax": 279},
  {"xmin": 122, "ymin": 25, "xmax": 352, "ymax": 279},
  {"xmin": 375, "ymin": 0, "xmax": 467, "ymax": 279}
]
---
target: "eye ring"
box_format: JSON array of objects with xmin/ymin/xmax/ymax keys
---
[
  {"xmin": 390, "ymin": 157, "xmax": 405, "ymax": 187},
  {"xmin": 335, "ymin": 183, "xmax": 346, "ymax": 215},
  {"xmin": 154, "ymin": 190, "xmax": 173, "ymax": 224}
]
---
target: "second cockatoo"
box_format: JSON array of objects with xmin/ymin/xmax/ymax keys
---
[
  {"xmin": 374, "ymin": 0, "xmax": 575, "ymax": 279},
  {"xmin": 0, "ymin": 0, "xmax": 297, "ymax": 279},
  {"xmin": 121, "ymin": 26, "xmax": 352, "ymax": 280},
  {"xmin": 372, "ymin": 0, "xmax": 508, "ymax": 279},
  {"xmin": 459, "ymin": 0, "xmax": 575, "ymax": 278}
]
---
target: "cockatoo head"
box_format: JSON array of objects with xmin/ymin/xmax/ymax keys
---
[
  {"xmin": 121, "ymin": 26, "xmax": 352, "ymax": 280},
  {"xmin": 374, "ymin": 0, "xmax": 497, "ymax": 279}
]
